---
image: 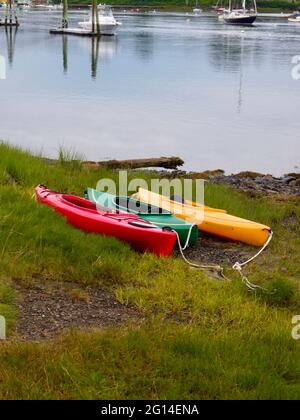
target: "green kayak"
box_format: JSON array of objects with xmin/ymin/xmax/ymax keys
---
[{"xmin": 86, "ymin": 188, "xmax": 198, "ymax": 247}]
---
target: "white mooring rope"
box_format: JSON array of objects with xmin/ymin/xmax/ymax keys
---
[
  {"xmin": 176, "ymin": 227, "xmax": 274, "ymax": 292},
  {"xmin": 232, "ymin": 231, "xmax": 274, "ymax": 292},
  {"xmin": 174, "ymin": 224, "xmax": 228, "ymax": 280}
]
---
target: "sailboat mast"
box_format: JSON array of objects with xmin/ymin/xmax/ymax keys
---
[
  {"xmin": 229, "ymin": 0, "xmax": 232, "ymax": 11},
  {"xmin": 254, "ymin": 0, "xmax": 257, "ymax": 13}
]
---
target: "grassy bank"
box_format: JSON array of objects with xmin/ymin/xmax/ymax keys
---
[
  {"xmin": 67, "ymin": 0, "xmax": 300, "ymax": 12},
  {"xmin": 0, "ymin": 143, "xmax": 300, "ymax": 399}
]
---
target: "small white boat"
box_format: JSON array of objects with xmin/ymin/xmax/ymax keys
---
[
  {"xmin": 34, "ymin": 3, "xmax": 62, "ymax": 10},
  {"xmin": 78, "ymin": 5, "xmax": 121, "ymax": 35},
  {"xmin": 17, "ymin": 1, "xmax": 32, "ymax": 9},
  {"xmin": 193, "ymin": 0, "xmax": 202, "ymax": 14},
  {"xmin": 288, "ymin": 12, "xmax": 300, "ymax": 22}
]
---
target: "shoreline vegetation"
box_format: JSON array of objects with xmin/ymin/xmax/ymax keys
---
[
  {"xmin": 45, "ymin": 156, "xmax": 300, "ymax": 197},
  {"xmin": 0, "ymin": 143, "xmax": 300, "ymax": 399},
  {"xmin": 67, "ymin": 0, "xmax": 300, "ymax": 13}
]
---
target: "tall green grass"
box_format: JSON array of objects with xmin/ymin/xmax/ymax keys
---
[{"xmin": 1, "ymin": 318, "xmax": 300, "ymax": 399}]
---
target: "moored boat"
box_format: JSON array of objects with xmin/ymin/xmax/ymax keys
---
[
  {"xmin": 17, "ymin": 1, "xmax": 32, "ymax": 9},
  {"xmin": 86, "ymin": 188, "xmax": 199, "ymax": 247},
  {"xmin": 35, "ymin": 185, "xmax": 177, "ymax": 257},
  {"xmin": 135, "ymin": 188, "xmax": 272, "ymax": 247},
  {"xmin": 221, "ymin": 0, "xmax": 257, "ymax": 25},
  {"xmin": 193, "ymin": 1, "xmax": 202, "ymax": 14},
  {"xmin": 224, "ymin": 10, "xmax": 257, "ymax": 24},
  {"xmin": 78, "ymin": 5, "xmax": 121, "ymax": 35},
  {"xmin": 288, "ymin": 12, "xmax": 300, "ymax": 22},
  {"xmin": 213, "ymin": 1, "xmax": 227, "ymax": 14}
]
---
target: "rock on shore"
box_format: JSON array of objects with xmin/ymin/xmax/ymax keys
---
[
  {"xmin": 212, "ymin": 171, "xmax": 300, "ymax": 197},
  {"xmin": 157, "ymin": 170, "xmax": 300, "ymax": 197}
]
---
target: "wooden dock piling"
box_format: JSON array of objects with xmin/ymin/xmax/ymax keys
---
[
  {"xmin": 0, "ymin": 0, "xmax": 19, "ymax": 27},
  {"xmin": 50, "ymin": 0, "xmax": 102, "ymax": 37},
  {"xmin": 62, "ymin": 0, "xmax": 68, "ymax": 29}
]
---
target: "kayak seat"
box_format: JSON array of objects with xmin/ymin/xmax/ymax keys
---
[
  {"xmin": 62, "ymin": 195, "xmax": 97, "ymax": 210},
  {"xmin": 116, "ymin": 197, "xmax": 170, "ymax": 215}
]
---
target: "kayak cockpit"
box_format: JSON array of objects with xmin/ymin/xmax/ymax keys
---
[
  {"xmin": 113, "ymin": 196, "xmax": 171, "ymax": 216},
  {"xmin": 61, "ymin": 195, "xmax": 98, "ymax": 211}
]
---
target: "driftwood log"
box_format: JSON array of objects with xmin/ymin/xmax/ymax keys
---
[{"xmin": 82, "ymin": 157, "xmax": 184, "ymax": 170}]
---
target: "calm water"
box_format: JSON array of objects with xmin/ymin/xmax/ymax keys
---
[{"xmin": 0, "ymin": 10, "xmax": 299, "ymax": 174}]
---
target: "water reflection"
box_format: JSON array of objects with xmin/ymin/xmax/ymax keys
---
[
  {"xmin": 207, "ymin": 33, "xmax": 258, "ymax": 113},
  {"xmin": 237, "ymin": 36, "xmax": 245, "ymax": 114},
  {"xmin": 134, "ymin": 32, "xmax": 154, "ymax": 62},
  {"xmin": 91, "ymin": 36, "xmax": 99, "ymax": 79},
  {"xmin": 5, "ymin": 25, "xmax": 18, "ymax": 66},
  {"xmin": 0, "ymin": 12, "xmax": 299, "ymax": 174},
  {"xmin": 207, "ymin": 32, "xmax": 265, "ymax": 73},
  {"xmin": 61, "ymin": 35, "xmax": 117, "ymax": 79},
  {"xmin": 62, "ymin": 35, "xmax": 68, "ymax": 73},
  {"xmin": 237, "ymin": 67, "xmax": 243, "ymax": 114}
]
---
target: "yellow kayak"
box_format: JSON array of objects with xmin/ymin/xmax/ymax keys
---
[{"xmin": 135, "ymin": 188, "xmax": 271, "ymax": 247}]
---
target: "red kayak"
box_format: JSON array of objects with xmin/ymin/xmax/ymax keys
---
[{"xmin": 35, "ymin": 185, "xmax": 176, "ymax": 256}]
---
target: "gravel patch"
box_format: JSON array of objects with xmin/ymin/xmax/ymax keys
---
[
  {"xmin": 14, "ymin": 282, "xmax": 143, "ymax": 341},
  {"xmin": 174, "ymin": 234, "xmax": 253, "ymax": 266}
]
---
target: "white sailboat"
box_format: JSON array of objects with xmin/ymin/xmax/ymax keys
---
[{"xmin": 193, "ymin": 0, "xmax": 202, "ymax": 14}]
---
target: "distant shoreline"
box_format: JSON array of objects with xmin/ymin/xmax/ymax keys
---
[{"xmin": 67, "ymin": 1, "xmax": 300, "ymax": 13}]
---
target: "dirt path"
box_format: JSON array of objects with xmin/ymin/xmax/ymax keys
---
[{"xmin": 12, "ymin": 236, "xmax": 255, "ymax": 341}]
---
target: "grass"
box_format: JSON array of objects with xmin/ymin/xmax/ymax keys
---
[
  {"xmin": 0, "ymin": 143, "xmax": 300, "ymax": 399},
  {"xmin": 67, "ymin": 0, "xmax": 300, "ymax": 12}
]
